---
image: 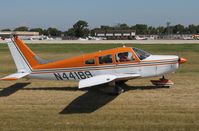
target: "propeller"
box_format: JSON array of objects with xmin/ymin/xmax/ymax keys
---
[
  {"xmin": 178, "ymin": 57, "xmax": 187, "ymax": 64},
  {"xmin": 175, "ymin": 51, "xmax": 187, "ymax": 64}
]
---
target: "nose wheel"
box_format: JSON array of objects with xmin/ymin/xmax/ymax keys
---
[{"xmin": 151, "ymin": 76, "xmax": 174, "ymax": 87}]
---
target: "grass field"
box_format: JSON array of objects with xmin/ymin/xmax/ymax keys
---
[{"xmin": 0, "ymin": 44, "xmax": 199, "ymax": 131}]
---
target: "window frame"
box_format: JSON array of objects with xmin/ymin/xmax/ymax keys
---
[
  {"xmin": 84, "ymin": 58, "xmax": 96, "ymax": 66},
  {"xmin": 98, "ymin": 54, "xmax": 113, "ymax": 65},
  {"xmin": 132, "ymin": 48, "xmax": 151, "ymax": 61},
  {"xmin": 115, "ymin": 51, "xmax": 136, "ymax": 63}
]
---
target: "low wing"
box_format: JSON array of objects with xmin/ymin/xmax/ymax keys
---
[
  {"xmin": 0, "ymin": 72, "xmax": 29, "ymax": 81},
  {"xmin": 79, "ymin": 73, "xmax": 140, "ymax": 89},
  {"xmin": 114, "ymin": 73, "xmax": 140, "ymax": 81}
]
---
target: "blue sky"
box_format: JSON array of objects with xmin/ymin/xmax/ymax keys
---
[{"xmin": 0, "ymin": 0, "xmax": 198, "ymax": 31}]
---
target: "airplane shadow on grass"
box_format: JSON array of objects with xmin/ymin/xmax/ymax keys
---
[
  {"xmin": 59, "ymin": 89, "xmax": 118, "ymax": 114},
  {"xmin": 0, "ymin": 83, "xmax": 30, "ymax": 97},
  {"xmin": 0, "ymin": 82, "xmax": 170, "ymax": 114},
  {"xmin": 59, "ymin": 84, "xmax": 170, "ymax": 114}
]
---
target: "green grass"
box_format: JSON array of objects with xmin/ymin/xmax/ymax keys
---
[
  {"xmin": 0, "ymin": 43, "xmax": 199, "ymax": 131},
  {"xmin": 1, "ymin": 44, "xmax": 199, "ymax": 53}
]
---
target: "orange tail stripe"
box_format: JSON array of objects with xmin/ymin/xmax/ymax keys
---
[{"xmin": 13, "ymin": 36, "xmax": 40, "ymax": 67}]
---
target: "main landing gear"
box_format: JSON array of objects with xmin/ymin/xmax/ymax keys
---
[
  {"xmin": 98, "ymin": 81, "xmax": 125, "ymax": 95},
  {"xmin": 151, "ymin": 76, "xmax": 174, "ymax": 87}
]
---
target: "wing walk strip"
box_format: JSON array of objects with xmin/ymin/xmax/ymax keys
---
[{"xmin": 31, "ymin": 60, "xmax": 178, "ymax": 74}]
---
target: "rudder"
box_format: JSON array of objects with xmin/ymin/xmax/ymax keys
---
[{"xmin": 6, "ymin": 36, "xmax": 41, "ymax": 73}]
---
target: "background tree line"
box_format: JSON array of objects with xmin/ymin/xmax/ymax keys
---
[
  {"xmin": 1, "ymin": 20, "xmax": 199, "ymax": 37},
  {"xmin": 96, "ymin": 23, "xmax": 199, "ymax": 35}
]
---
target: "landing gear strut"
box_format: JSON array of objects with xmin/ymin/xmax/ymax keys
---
[
  {"xmin": 98, "ymin": 81, "xmax": 124, "ymax": 95},
  {"xmin": 151, "ymin": 76, "xmax": 174, "ymax": 87},
  {"xmin": 115, "ymin": 85, "xmax": 124, "ymax": 95}
]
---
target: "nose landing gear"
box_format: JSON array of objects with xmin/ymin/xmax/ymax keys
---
[{"xmin": 151, "ymin": 76, "xmax": 174, "ymax": 87}]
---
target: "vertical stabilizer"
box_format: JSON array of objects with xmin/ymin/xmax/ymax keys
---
[{"xmin": 6, "ymin": 36, "xmax": 41, "ymax": 73}]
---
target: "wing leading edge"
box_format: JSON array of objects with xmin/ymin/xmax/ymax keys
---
[{"xmin": 79, "ymin": 74, "xmax": 140, "ymax": 89}]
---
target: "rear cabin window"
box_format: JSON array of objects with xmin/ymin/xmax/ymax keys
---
[
  {"xmin": 116, "ymin": 52, "xmax": 135, "ymax": 62},
  {"xmin": 99, "ymin": 54, "xmax": 113, "ymax": 64},
  {"xmin": 85, "ymin": 59, "xmax": 95, "ymax": 65}
]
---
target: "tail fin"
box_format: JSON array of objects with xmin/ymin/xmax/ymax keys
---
[
  {"xmin": 6, "ymin": 36, "xmax": 41, "ymax": 73},
  {"xmin": 1, "ymin": 36, "xmax": 47, "ymax": 81}
]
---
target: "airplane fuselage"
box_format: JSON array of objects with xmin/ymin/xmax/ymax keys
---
[{"xmin": 28, "ymin": 55, "xmax": 179, "ymax": 81}]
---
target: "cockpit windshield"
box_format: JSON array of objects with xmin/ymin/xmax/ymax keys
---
[{"xmin": 132, "ymin": 48, "xmax": 151, "ymax": 60}]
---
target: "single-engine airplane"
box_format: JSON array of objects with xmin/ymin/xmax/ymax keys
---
[{"xmin": 1, "ymin": 36, "xmax": 187, "ymax": 94}]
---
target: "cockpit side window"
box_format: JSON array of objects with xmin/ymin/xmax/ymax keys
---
[
  {"xmin": 85, "ymin": 59, "xmax": 95, "ymax": 65},
  {"xmin": 99, "ymin": 54, "xmax": 113, "ymax": 64},
  {"xmin": 133, "ymin": 48, "xmax": 150, "ymax": 60},
  {"xmin": 116, "ymin": 52, "xmax": 135, "ymax": 62}
]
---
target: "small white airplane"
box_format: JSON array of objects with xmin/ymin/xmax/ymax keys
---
[
  {"xmin": 78, "ymin": 37, "xmax": 89, "ymax": 41},
  {"xmin": 135, "ymin": 35, "xmax": 147, "ymax": 40},
  {"xmin": 1, "ymin": 36, "xmax": 187, "ymax": 94},
  {"xmin": 88, "ymin": 36, "xmax": 104, "ymax": 41},
  {"xmin": 19, "ymin": 35, "xmax": 54, "ymax": 41}
]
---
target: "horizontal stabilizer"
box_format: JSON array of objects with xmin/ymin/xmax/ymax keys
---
[
  {"xmin": 0, "ymin": 72, "xmax": 29, "ymax": 81},
  {"xmin": 79, "ymin": 73, "xmax": 140, "ymax": 89}
]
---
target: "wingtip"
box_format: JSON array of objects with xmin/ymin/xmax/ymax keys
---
[{"xmin": 0, "ymin": 77, "xmax": 18, "ymax": 81}]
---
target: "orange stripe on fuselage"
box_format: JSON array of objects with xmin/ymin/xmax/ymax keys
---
[{"xmin": 33, "ymin": 47, "xmax": 140, "ymax": 70}]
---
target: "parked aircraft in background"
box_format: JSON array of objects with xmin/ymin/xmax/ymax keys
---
[
  {"xmin": 182, "ymin": 36, "xmax": 194, "ymax": 40},
  {"xmin": 135, "ymin": 35, "xmax": 155, "ymax": 40},
  {"xmin": 0, "ymin": 36, "xmax": 187, "ymax": 94},
  {"xmin": 78, "ymin": 37, "xmax": 89, "ymax": 41},
  {"xmin": 78, "ymin": 36, "xmax": 106, "ymax": 41},
  {"xmin": 135, "ymin": 35, "xmax": 147, "ymax": 40},
  {"xmin": 192, "ymin": 35, "xmax": 199, "ymax": 40},
  {"xmin": 88, "ymin": 36, "xmax": 106, "ymax": 40},
  {"xmin": 19, "ymin": 35, "xmax": 54, "ymax": 41}
]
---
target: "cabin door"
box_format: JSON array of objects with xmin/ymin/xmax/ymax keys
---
[{"xmin": 115, "ymin": 51, "xmax": 139, "ymax": 74}]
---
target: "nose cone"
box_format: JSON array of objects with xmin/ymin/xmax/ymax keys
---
[{"xmin": 179, "ymin": 57, "xmax": 187, "ymax": 64}]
